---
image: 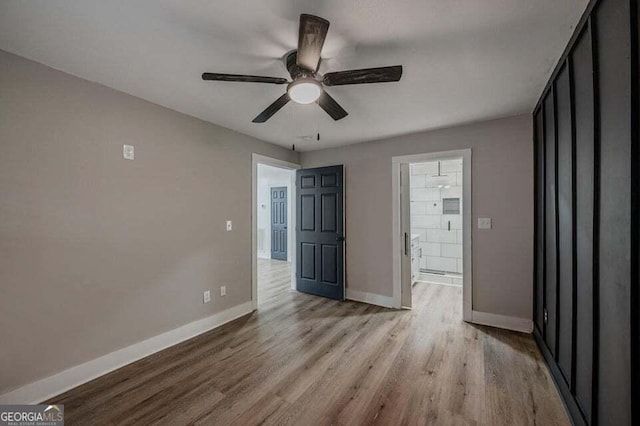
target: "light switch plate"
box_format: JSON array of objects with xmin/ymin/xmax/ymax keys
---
[
  {"xmin": 478, "ymin": 218, "xmax": 492, "ymax": 229},
  {"xmin": 226, "ymin": 220, "xmax": 232, "ymax": 231},
  {"xmin": 220, "ymin": 286, "xmax": 226, "ymax": 297},
  {"xmin": 203, "ymin": 290, "xmax": 211, "ymax": 304},
  {"xmin": 123, "ymin": 144, "xmax": 134, "ymax": 160}
]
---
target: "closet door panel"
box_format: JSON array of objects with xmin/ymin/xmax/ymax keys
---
[
  {"xmin": 544, "ymin": 90, "xmax": 558, "ymax": 356},
  {"xmin": 572, "ymin": 24, "xmax": 595, "ymax": 421},
  {"xmin": 555, "ymin": 64, "xmax": 574, "ymax": 386},
  {"xmin": 595, "ymin": 0, "xmax": 632, "ymax": 423},
  {"xmin": 534, "ymin": 108, "xmax": 546, "ymax": 333}
]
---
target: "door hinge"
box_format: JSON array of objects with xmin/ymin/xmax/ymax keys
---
[{"xmin": 543, "ymin": 309, "xmax": 548, "ymax": 324}]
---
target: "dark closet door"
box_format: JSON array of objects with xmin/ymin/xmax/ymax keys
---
[
  {"xmin": 595, "ymin": 0, "xmax": 633, "ymax": 423},
  {"xmin": 544, "ymin": 90, "xmax": 558, "ymax": 356},
  {"xmin": 534, "ymin": 108, "xmax": 546, "ymax": 333},
  {"xmin": 572, "ymin": 24, "xmax": 595, "ymax": 421},
  {"xmin": 555, "ymin": 64, "xmax": 574, "ymax": 386},
  {"xmin": 296, "ymin": 165, "xmax": 345, "ymax": 300}
]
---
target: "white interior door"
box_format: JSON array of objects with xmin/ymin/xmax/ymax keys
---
[{"xmin": 400, "ymin": 163, "xmax": 412, "ymax": 308}]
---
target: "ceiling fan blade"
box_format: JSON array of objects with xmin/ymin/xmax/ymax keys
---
[
  {"xmin": 323, "ymin": 65, "xmax": 403, "ymax": 86},
  {"xmin": 252, "ymin": 93, "xmax": 290, "ymax": 123},
  {"xmin": 202, "ymin": 73, "xmax": 288, "ymax": 85},
  {"xmin": 317, "ymin": 91, "xmax": 348, "ymax": 121},
  {"xmin": 296, "ymin": 14, "xmax": 329, "ymax": 72}
]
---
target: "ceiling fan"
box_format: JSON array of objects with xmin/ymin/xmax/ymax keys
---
[{"xmin": 202, "ymin": 14, "xmax": 403, "ymax": 123}]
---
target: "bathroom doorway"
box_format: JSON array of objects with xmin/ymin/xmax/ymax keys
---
[
  {"xmin": 392, "ymin": 150, "xmax": 472, "ymax": 320},
  {"xmin": 411, "ymin": 159, "xmax": 463, "ymax": 283}
]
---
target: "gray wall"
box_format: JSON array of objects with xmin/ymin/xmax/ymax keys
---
[
  {"xmin": 301, "ymin": 114, "xmax": 533, "ymax": 319},
  {"xmin": 0, "ymin": 50, "xmax": 298, "ymax": 395}
]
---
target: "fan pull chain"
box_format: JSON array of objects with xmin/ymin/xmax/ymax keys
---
[{"xmin": 316, "ymin": 103, "xmax": 321, "ymax": 142}]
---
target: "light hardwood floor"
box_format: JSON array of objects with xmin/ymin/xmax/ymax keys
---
[{"xmin": 49, "ymin": 259, "xmax": 569, "ymax": 425}]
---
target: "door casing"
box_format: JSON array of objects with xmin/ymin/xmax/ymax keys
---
[
  {"xmin": 391, "ymin": 149, "xmax": 472, "ymax": 320},
  {"xmin": 252, "ymin": 154, "xmax": 300, "ymax": 310}
]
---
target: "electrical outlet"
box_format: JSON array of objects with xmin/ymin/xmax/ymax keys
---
[
  {"xmin": 220, "ymin": 286, "xmax": 226, "ymax": 297},
  {"xmin": 226, "ymin": 220, "xmax": 232, "ymax": 231},
  {"xmin": 478, "ymin": 218, "xmax": 492, "ymax": 229},
  {"xmin": 123, "ymin": 144, "xmax": 134, "ymax": 160},
  {"xmin": 203, "ymin": 290, "xmax": 211, "ymax": 304}
]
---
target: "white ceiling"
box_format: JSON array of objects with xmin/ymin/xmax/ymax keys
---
[{"xmin": 0, "ymin": 0, "xmax": 588, "ymax": 151}]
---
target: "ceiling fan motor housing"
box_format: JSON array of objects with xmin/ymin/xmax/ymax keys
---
[{"xmin": 285, "ymin": 50, "xmax": 319, "ymax": 80}]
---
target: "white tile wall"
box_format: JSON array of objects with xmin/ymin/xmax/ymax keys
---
[
  {"xmin": 425, "ymin": 174, "xmax": 456, "ymax": 188},
  {"xmin": 425, "ymin": 201, "xmax": 441, "ymax": 214},
  {"xmin": 413, "ymin": 215, "xmax": 441, "ymax": 229},
  {"xmin": 411, "ymin": 174, "xmax": 427, "ymax": 188},
  {"xmin": 411, "ymin": 162, "xmax": 438, "ymax": 175},
  {"xmin": 426, "ymin": 256, "xmax": 458, "ymax": 272},
  {"xmin": 425, "ymin": 228, "xmax": 458, "ymax": 243},
  {"xmin": 441, "ymin": 215, "xmax": 461, "ymax": 230},
  {"xmin": 410, "ymin": 160, "xmax": 463, "ymax": 274},
  {"xmin": 441, "ymin": 243, "xmax": 463, "ymax": 258},
  {"xmin": 411, "ymin": 201, "xmax": 426, "ymax": 215},
  {"xmin": 421, "ymin": 242, "xmax": 441, "ymax": 256},
  {"xmin": 440, "ymin": 159, "xmax": 462, "ymax": 173},
  {"xmin": 411, "ymin": 187, "xmax": 441, "ymax": 201},
  {"xmin": 441, "ymin": 186, "xmax": 462, "ymax": 199}
]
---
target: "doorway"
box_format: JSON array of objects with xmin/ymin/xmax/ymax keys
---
[
  {"xmin": 252, "ymin": 154, "xmax": 300, "ymax": 310},
  {"xmin": 392, "ymin": 149, "xmax": 472, "ymax": 320},
  {"xmin": 411, "ymin": 160, "xmax": 463, "ymax": 282}
]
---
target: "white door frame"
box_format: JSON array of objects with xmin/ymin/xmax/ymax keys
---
[
  {"xmin": 252, "ymin": 153, "xmax": 301, "ymax": 310},
  {"xmin": 391, "ymin": 149, "xmax": 472, "ymax": 321}
]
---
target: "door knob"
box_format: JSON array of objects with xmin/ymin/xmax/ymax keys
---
[{"xmin": 336, "ymin": 236, "xmax": 345, "ymax": 242}]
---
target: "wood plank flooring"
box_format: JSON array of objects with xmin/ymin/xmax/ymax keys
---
[{"xmin": 49, "ymin": 259, "xmax": 569, "ymax": 425}]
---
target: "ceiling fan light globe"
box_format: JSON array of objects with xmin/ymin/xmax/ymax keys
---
[{"xmin": 288, "ymin": 79, "xmax": 322, "ymax": 104}]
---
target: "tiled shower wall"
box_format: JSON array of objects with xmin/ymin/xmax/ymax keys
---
[{"xmin": 410, "ymin": 159, "xmax": 463, "ymax": 274}]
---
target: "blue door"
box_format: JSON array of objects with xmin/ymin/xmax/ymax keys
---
[
  {"xmin": 296, "ymin": 165, "xmax": 344, "ymax": 300},
  {"xmin": 270, "ymin": 187, "xmax": 288, "ymax": 261}
]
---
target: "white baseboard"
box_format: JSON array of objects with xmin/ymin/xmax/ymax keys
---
[
  {"xmin": 470, "ymin": 310, "xmax": 533, "ymax": 333},
  {"xmin": 0, "ymin": 301, "xmax": 254, "ymax": 405},
  {"xmin": 346, "ymin": 288, "xmax": 396, "ymax": 308}
]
